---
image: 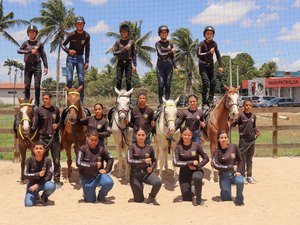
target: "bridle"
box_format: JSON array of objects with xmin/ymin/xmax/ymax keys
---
[{"xmin": 18, "ymin": 103, "xmax": 37, "ymax": 142}]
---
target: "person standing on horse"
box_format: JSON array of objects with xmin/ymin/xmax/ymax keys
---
[
  {"xmin": 155, "ymin": 25, "xmax": 178, "ymax": 108},
  {"xmin": 176, "ymin": 94, "xmax": 205, "ymax": 144},
  {"xmin": 197, "ymin": 26, "xmax": 223, "ymax": 109},
  {"xmin": 31, "ymin": 92, "xmax": 62, "ymax": 189},
  {"xmin": 80, "ymin": 103, "xmax": 110, "ymax": 148},
  {"xmin": 62, "ymin": 16, "xmax": 90, "ymax": 104},
  {"xmin": 128, "ymin": 127, "xmax": 162, "ymax": 205},
  {"xmin": 18, "ymin": 25, "xmax": 48, "ymax": 107},
  {"xmin": 76, "ymin": 129, "xmax": 114, "ymax": 203},
  {"xmin": 213, "ymin": 131, "xmax": 245, "ymax": 206},
  {"xmin": 231, "ymin": 99, "xmax": 261, "ymax": 184},
  {"xmin": 113, "ymin": 23, "xmax": 137, "ymax": 91},
  {"xmin": 128, "ymin": 92, "xmax": 155, "ymax": 145}
]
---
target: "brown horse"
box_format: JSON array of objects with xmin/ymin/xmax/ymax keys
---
[
  {"xmin": 16, "ymin": 96, "xmax": 39, "ymax": 182},
  {"xmin": 204, "ymin": 85, "xmax": 240, "ymax": 182},
  {"xmin": 60, "ymin": 86, "xmax": 86, "ymax": 181}
]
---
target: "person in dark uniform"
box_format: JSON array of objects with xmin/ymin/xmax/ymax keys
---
[
  {"xmin": 18, "ymin": 25, "xmax": 48, "ymax": 107},
  {"xmin": 213, "ymin": 131, "xmax": 245, "ymax": 206},
  {"xmin": 129, "ymin": 92, "xmax": 155, "ymax": 144},
  {"xmin": 173, "ymin": 127, "xmax": 209, "ymax": 206},
  {"xmin": 176, "ymin": 94, "xmax": 205, "ymax": 144},
  {"xmin": 197, "ymin": 26, "xmax": 223, "ymax": 109},
  {"xmin": 76, "ymin": 129, "xmax": 114, "ymax": 203},
  {"xmin": 80, "ymin": 103, "xmax": 110, "ymax": 148},
  {"xmin": 231, "ymin": 99, "xmax": 261, "ymax": 184},
  {"xmin": 62, "ymin": 16, "xmax": 90, "ymax": 103},
  {"xmin": 113, "ymin": 23, "xmax": 137, "ymax": 91},
  {"xmin": 24, "ymin": 141, "xmax": 55, "ymax": 207},
  {"xmin": 127, "ymin": 127, "xmax": 162, "ymax": 205},
  {"xmin": 155, "ymin": 25, "xmax": 178, "ymax": 107},
  {"xmin": 31, "ymin": 92, "xmax": 61, "ymax": 188}
]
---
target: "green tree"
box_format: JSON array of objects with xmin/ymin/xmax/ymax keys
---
[
  {"xmin": 32, "ymin": 0, "xmax": 75, "ymax": 103},
  {"xmin": 106, "ymin": 20, "xmax": 155, "ymax": 68},
  {"xmin": 0, "ymin": 0, "xmax": 28, "ymax": 46},
  {"xmin": 259, "ymin": 61, "xmax": 278, "ymax": 78},
  {"xmin": 42, "ymin": 77, "xmax": 56, "ymax": 91},
  {"xmin": 4, "ymin": 59, "xmax": 24, "ymax": 83}
]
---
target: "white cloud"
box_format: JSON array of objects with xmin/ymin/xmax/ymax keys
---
[
  {"xmin": 279, "ymin": 58, "xmax": 300, "ymax": 71},
  {"xmin": 190, "ymin": 0, "xmax": 259, "ymax": 25},
  {"xmin": 82, "ymin": 0, "xmax": 107, "ymax": 5},
  {"xmin": 146, "ymin": 35, "xmax": 160, "ymax": 46},
  {"xmin": 241, "ymin": 18, "xmax": 252, "ymax": 27},
  {"xmin": 223, "ymin": 51, "xmax": 241, "ymax": 58},
  {"xmin": 293, "ymin": 0, "xmax": 300, "ymax": 7},
  {"xmin": 62, "ymin": 0, "xmax": 73, "ymax": 6},
  {"xmin": 99, "ymin": 57, "xmax": 109, "ymax": 64},
  {"xmin": 7, "ymin": 0, "xmax": 33, "ymax": 5},
  {"xmin": 258, "ymin": 37, "xmax": 267, "ymax": 43},
  {"xmin": 271, "ymin": 57, "xmax": 280, "ymax": 64},
  {"xmin": 255, "ymin": 13, "xmax": 279, "ymax": 27},
  {"xmin": 277, "ymin": 22, "xmax": 300, "ymax": 41},
  {"xmin": 87, "ymin": 21, "xmax": 110, "ymax": 34},
  {"xmin": 10, "ymin": 29, "xmax": 27, "ymax": 43}
]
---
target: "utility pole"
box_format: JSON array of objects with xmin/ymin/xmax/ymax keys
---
[
  {"xmin": 236, "ymin": 65, "xmax": 239, "ymax": 87},
  {"xmin": 229, "ymin": 57, "xmax": 232, "ymax": 86}
]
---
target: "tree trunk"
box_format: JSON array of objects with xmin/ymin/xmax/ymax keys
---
[{"xmin": 55, "ymin": 45, "xmax": 61, "ymax": 106}]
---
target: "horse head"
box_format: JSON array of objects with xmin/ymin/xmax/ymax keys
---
[
  {"xmin": 162, "ymin": 97, "xmax": 179, "ymax": 135},
  {"xmin": 114, "ymin": 87, "xmax": 133, "ymax": 122},
  {"xmin": 65, "ymin": 85, "xmax": 83, "ymax": 124},
  {"xmin": 17, "ymin": 96, "xmax": 34, "ymax": 136},
  {"xmin": 224, "ymin": 85, "xmax": 240, "ymax": 119}
]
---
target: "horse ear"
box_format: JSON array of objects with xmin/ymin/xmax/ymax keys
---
[
  {"xmin": 78, "ymin": 85, "xmax": 83, "ymax": 93},
  {"xmin": 114, "ymin": 87, "xmax": 120, "ymax": 96},
  {"xmin": 29, "ymin": 96, "xmax": 33, "ymax": 103},
  {"xmin": 224, "ymin": 84, "xmax": 229, "ymax": 90},
  {"xmin": 174, "ymin": 97, "xmax": 180, "ymax": 105},
  {"xmin": 17, "ymin": 95, "xmax": 22, "ymax": 103},
  {"xmin": 162, "ymin": 97, "xmax": 167, "ymax": 104},
  {"xmin": 65, "ymin": 85, "xmax": 70, "ymax": 92},
  {"xmin": 126, "ymin": 88, "xmax": 134, "ymax": 96},
  {"xmin": 236, "ymin": 85, "xmax": 241, "ymax": 91}
]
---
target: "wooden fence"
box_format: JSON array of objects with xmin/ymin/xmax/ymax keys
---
[{"xmin": 1, "ymin": 107, "xmax": 300, "ymax": 162}]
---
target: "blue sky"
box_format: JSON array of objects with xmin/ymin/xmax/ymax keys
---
[{"xmin": 1, "ymin": 0, "xmax": 300, "ymax": 83}]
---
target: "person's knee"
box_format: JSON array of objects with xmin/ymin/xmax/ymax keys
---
[
  {"xmin": 152, "ymin": 178, "xmax": 162, "ymax": 188},
  {"xmin": 24, "ymin": 196, "xmax": 35, "ymax": 207},
  {"xmin": 235, "ymin": 176, "xmax": 244, "ymax": 186},
  {"xmin": 45, "ymin": 181, "xmax": 56, "ymax": 193}
]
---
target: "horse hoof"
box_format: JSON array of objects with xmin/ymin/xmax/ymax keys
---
[{"xmin": 210, "ymin": 178, "xmax": 214, "ymax": 183}]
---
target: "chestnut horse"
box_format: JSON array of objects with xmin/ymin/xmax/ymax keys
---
[
  {"xmin": 16, "ymin": 96, "xmax": 39, "ymax": 182},
  {"xmin": 60, "ymin": 86, "xmax": 86, "ymax": 181},
  {"xmin": 205, "ymin": 85, "xmax": 240, "ymax": 182}
]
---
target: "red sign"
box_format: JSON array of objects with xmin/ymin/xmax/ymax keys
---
[{"xmin": 265, "ymin": 77, "xmax": 300, "ymax": 88}]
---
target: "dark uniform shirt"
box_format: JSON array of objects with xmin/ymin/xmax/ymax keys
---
[
  {"xmin": 18, "ymin": 40, "xmax": 48, "ymax": 68},
  {"xmin": 113, "ymin": 39, "xmax": 137, "ymax": 66},
  {"xmin": 173, "ymin": 142, "xmax": 209, "ymax": 168},
  {"xmin": 127, "ymin": 143, "xmax": 157, "ymax": 171},
  {"xmin": 232, "ymin": 112, "xmax": 258, "ymax": 140},
  {"xmin": 32, "ymin": 105, "xmax": 60, "ymax": 137},
  {"xmin": 155, "ymin": 40, "xmax": 177, "ymax": 68},
  {"xmin": 76, "ymin": 144, "xmax": 114, "ymax": 180},
  {"xmin": 130, "ymin": 106, "xmax": 154, "ymax": 134},
  {"xmin": 197, "ymin": 40, "xmax": 222, "ymax": 67},
  {"xmin": 23, "ymin": 156, "xmax": 52, "ymax": 186},
  {"xmin": 176, "ymin": 108, "xmax": 204, "ymax": 131},
  {"xmin": 80, "ymin": 116, "xmax": 110, "ymax": 138},
  {"xmin": 62, "ymin": 31, "xmax": 90, "ymax": 64},
  {"xmin": 213, "ymin": 144, "xmax": 243, "ymax": 173}
]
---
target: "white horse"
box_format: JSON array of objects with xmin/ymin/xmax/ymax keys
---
[
  {"xmin": 154, "ymin": 97, "xmax": 180, "ymax": 182},
  {"xmin": 111, "ymin": 87, "xmax": 134, "ymax": 179}
]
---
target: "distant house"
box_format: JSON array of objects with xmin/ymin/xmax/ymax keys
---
[{"xmin": 0, "ymin": 83, "xmax": 35, "ymax": 104}]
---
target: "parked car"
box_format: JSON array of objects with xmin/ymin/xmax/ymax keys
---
[
  {"xmin": 266, "ymin": 97, "xmax": 300, "ymax": 107},
  {"xmin": 251, "ymin": 95, "xmax": 276, "ymax": 108}
]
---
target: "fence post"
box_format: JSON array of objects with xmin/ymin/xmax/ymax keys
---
[
  {"xmin": 272, "ymin": 110, "xmax": 278, "ymax": 157},
  {"xmin": 14, "ymin": 138, "xmax": 20, "ymax": 163}
]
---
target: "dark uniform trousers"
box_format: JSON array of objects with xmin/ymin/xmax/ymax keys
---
[
  {"xmin": 239, "ymin": 137, "xmax": 255, "ymax": 177},
  {"xmin": 156, "ymin": 58, "xmax": 173, "ymax": 104},
  {"xmin": 24, "ymin": 62, "xmax": 42, "ymax": 106},
  {"xmin": 199, "ymin": 63, "xmax": 216, "ymax": 105},
  {"xmin": 130, "ymin": 170, "xmax": 162, "ymax": 202},
  {"xmin": 179, "ymin": 167, "xmax": 204, "ymax": 201},
  {"xmin": 116, "ymin": 60, "xmax": 132, "ymax": 91}
]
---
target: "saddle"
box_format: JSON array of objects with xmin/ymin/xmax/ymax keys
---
[
  {"xmin": 202, "ymin": 103, "xmax": 216, "ymax": 141},
  {"xmin": 61, "ymin": 107, "xmax": 91, "ymax": 126}
]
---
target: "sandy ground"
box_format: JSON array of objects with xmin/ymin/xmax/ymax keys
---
[{"xmin": 1, "ymin": 158, "xmax": 300, "ymax": 225}]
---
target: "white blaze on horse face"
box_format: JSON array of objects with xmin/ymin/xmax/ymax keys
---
[
  {"xmin": 164, "ymin": 101, "xmax": 177, "ymax": 134},
  {"xmin": 229, "ymin": 92, "xmax": 239, "ymax": 119},
  {"xmin": 117, "ymin": 93, "xmax": 130, "ymax": 121},
  {"xmin": 21, "ymin": 106, "xmax": 30, "ymax": 131}
]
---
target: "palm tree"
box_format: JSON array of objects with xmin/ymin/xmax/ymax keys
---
[
  {"xmin": 4, "ymin": 59, "xmax": 14, "ymax": 82},
  {"xmin": 172, "ymin": 28, "xmax": 199, "ymax": 97},
  {"xmin": 0, "ymin": 0, "xmax": 29, "ymax": 46},
  {"xmin": 32, "ymin": 0, "xmax": 75, "ymax": 104},
  {"xmin": 106, "ymin": 20, "xmax": 155, "ymax": 69}
]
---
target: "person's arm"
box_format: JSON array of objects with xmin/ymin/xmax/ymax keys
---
[
  {"xmin": 55, "ymin": 107, "xmax": 61, "ymax": 129},
  {"xmin": 30, "ymin": 108, "xmax": 39, "ymax": 132},
  {"xmin": 61, "ymin": 33, "xmax": 72, "ymax": 54},
  {"xmin": 150, "ymin": 146, "xmax": 157, "ymax": 170},
  {"xmin": 196, "ymin": 42, "xmax": 211, "ymax": 59},
  {"xmin": 38, "ymin": 158, "xmax": 53, "ymax": 185},
  {"xmin": 127, "ymin": 145, "xmax": 145, "ymax": 165},
  {"xmin": 23, "ymin": 158, "xmax": 40, "ymax": 180},
  {"xmin": 113, "ymin": 40, "xmax": 123, "ymax": 56},
  {"xmin": 173, "ymin": 145, "xmax": 192, "ymax": 167},
  {"xmin": 235, "ymin": 145, "xmax": 244, "ymax": 173},
  {"xmin": 155, "ymin": 41, "xmax": 172, "ymax": 57},
  {"xmin": 98, "ymin": 120, "xmax": 111, "ymax": 138},
  {"xmin": 84, "ymin": 33, "xmax": 90, "ymax": 64},
  {"xmin": 102, "ymin": 149, "xmax": 114, "ymax": 173},
  {"xmin": 197, "ymin": 145, "xmax": 209, "ymax": 168},
  {"xmin": 39, "ymin": 43, "xmax": 48, "ymax": 69},
  {"xmin": 76, "ymin": 149, "xmax": 98, "ymax": 169},
  {"xmin": 17, "ymin": 41, "xmax": 30, "ymax": 54},
  {"xmin": 212, "ymin": 149, "xmax": 232, "ymax": 171},
  {"xmin": 231, "ymin": 115, "xmax": 240, "ymax": 127},
  {"xmin": 131, "ymin": 41, "xmax": 137, "ymax": 67},
  {"xmin": 175, "ymin": 111, "xmax": 186, "ymax": 130},
  {"xmin": 79, "ymin": 116, "xmax": 90, "ymax": 126}
]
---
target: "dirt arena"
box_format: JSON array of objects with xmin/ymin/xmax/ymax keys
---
[{"xmin": 1, "ymin": 157, "xmax": 300, "ymax": 225}]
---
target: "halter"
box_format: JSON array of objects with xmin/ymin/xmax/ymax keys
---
[
  {"xmin": 68, "ymin": 91, "xmax": 80, "ymax": 95},
  {"xmin": 20, "ymin": 103, "xmax": 32, "ymax": 107},
  {"xmin": 163, "ymin": 103, "xmax": 177, "ymax": 127},
  {"xmin": 18, "ymin": 107, "xmax": 37, "ymax": 142},
  {"xmin": 224, "ymin": 92, "xmax": 239, "ymax": 110}
]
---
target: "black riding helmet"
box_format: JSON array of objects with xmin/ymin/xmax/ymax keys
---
[
  {"xmin": 119, "ymin": 24, "xmax": 130, "ymax": 33},
  {"xmin": 203, "ymin": 25, "xmax": 215, "ymax": 37},
  {"xmin": 27, "ymin": 25, "xmax": 38, "ymax": 34},
  {"xmin": 75, "ymin": 16, "xmax": 85, "ymax": 24},
  {"xmin": 158, "ymin": 25, "xmax": 169, "ymax": 35}
]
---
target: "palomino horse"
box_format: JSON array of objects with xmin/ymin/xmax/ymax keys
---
[
  {"xmin": 111, "ymin": 87, "xmax": 133, "ymax": 179},
  {"xmin": 16, "ymin": 96, "xmax": 39, "ymax": 182},
  {"xmin": 154, "ymin": 97, "xmax": 180, "ymax": 182},
  {"xmin": 205, "ymin": 85, "xmax": 240, "ymax": 182},
  {"xmin": 60, "ymin": 86, "xmax": 86, "ymax": 181}
]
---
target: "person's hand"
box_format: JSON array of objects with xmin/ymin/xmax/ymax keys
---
[
  {"xmin": 210, "ymin": 47, "xmax": 215, "ymax": 55},
  {"xmin": 69, "ymin": 50, "xmax": 76, "ymax": 56},
  {"xmin": 97, "ymin": 161, "xmax": 102, "ymax": 168},
  {"xmin": 52, "ymin": 124, "xmax": 58, "ymax": 130},
  {"xmin": 256, "ymin": 131, "xmax": 261, "ymax": 137},
  {"xmin": 188, "ymin": 165, "xmax": 197, "ymax": 170},
  {"xmin": 132, "ymin": 65, "xmax": 136, "ymax": 73},
  {"xmin": 31, "ymin": 49, "xmax": 37, "ymax": 55},
  {"xmin": 39, "ymin": 169, "xmax": 46, "ymax": 177},
  {"xmin": 99, "ymin": 169, "xmax": 106, "ymax": 174},
  {"xmin": 233, "ymin": 165, "xmax": 237, "ymax": 172},
  {"xmin": 192, "ymin": 160, "xmax": 199, "ymax": 166},
  {"xmin": 234, "ymin": 172, "xmax": 241, "ymax": 176},
  {"xmin": 218, "ymin": 67, "xmax": 223, "ymax": 74},
  {"xmin": 151, "ymin": 120, "xmax": 156, "ymax": 127},
  {"xmin": 124, "ymin": 44, "xmax": 131, "ymax": 51},
  {"xmin": 84, "ymin": 63, "xmax": 89, "ymax": 70},
  {"xmin": 146, "ymin": 167, "xmax": 153, "ymax": 174},
  {"xmin": 174, "ymin": 68, "xmax": 178, "ymax": 75},
  {"xmin": 200, "ymin": 121, "xmax": 205, "ymax": 128},
  {"xmin": 171, "ymin": 47, "xmax": 176, "ymax": 54},
  {"xmin": 44, "ymin": 68, "xmax": 48, "ymax": 75},
  {"xmin": 145, "ymin": 158, "xmax": 152, "ymax": 165},
  {"xmin": 29, "ymin": 184, "xmax": 38, "ymax": 192}
]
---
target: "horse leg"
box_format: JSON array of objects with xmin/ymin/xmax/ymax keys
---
[
  {"xmin": 19, "ymin": 145, "xmax": 26, "ymax": 183},
  {"xmin": 124, "ymin": 149, "xmax": 129, "ymax": 181},
  {"xmin": 158, "ymin": 147, "xmax": 164, "ymax": 181},
  {"xmin": 164, "ymin": 149, "xmax": 168, "ymax": 171},
  {"xmin": 65, "ymin": 145, "xmax": 72, "ymax": 181},
  {"xmin": 116, "ymin": 144, "xmax": 124, "ymax": 178}
]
